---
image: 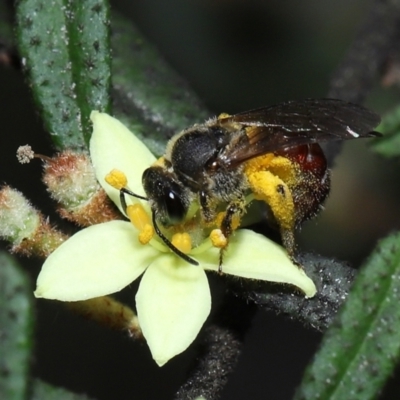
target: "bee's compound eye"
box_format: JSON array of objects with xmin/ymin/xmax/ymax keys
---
[
  {"xmin": 164, "ymin": 189, "xmax": 186, "ymax": 225},
  {"xmin": 142, "ymin": 166, "xmax": 188, "ymax": 226}
]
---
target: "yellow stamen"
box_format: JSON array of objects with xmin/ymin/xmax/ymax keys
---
[
  {"xmin": 105, "ymin": 169, "xmax": 128, "ymax": 190},
  {"xmin": 139, "ymin": 224, "xmax": 154, "ymax": 245},
  {"xmin": 127, "ymin": 204, "xmax": 155, "ymax": 244},
  {"xmin": 171, "ymin": 232, "xmax": 192, "ymax": 254},
  {"xmin": 210, "ymin": 229, "xmax": 227, "ymax": 248},
  {"xmin": 127, "ymin": 204, "xmax": 151, "ymax": 230}
]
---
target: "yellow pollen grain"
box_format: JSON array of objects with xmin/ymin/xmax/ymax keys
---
[
  {"xmin": 210, "ymin": 229, "xmax": 227, "ymax": 248},
  {"xmin": 215, "ymin": 212, "xmax": 241, "ymax": 231},
  {"xmin": 171, "ymin": 232, "xmax": 192, "ymax": 254},
  {"xmin": 247, "ymin": 170, "xmax": 294, "ymax": 229},
  {"xmin": 232, "ymin": 215, "xmax": 241, "ymax": 230},
  {"xmin": 105, "ymin": 169, "xmax": 128, "ymax": 190},
  {"xmin": 152, "ymin": 156, "xmax": 167, "ymax": 167},
  {"xmin": 139, "ymin": 224, "xmax": 154, "ymax": 245},
  {"xmin": 215, "ymin": 212, "xmax": 225, "ymax": 227},
  {"xmin": 244, "ymin": 153, "xmax": 296, "ymax": 185},
  {"xmin": 127, "ymin": 204, "xmax": 151, "ymax": 231},
  {"xmin": 217, "ymin": 112, "xmax": 231, "ymax": 119}
]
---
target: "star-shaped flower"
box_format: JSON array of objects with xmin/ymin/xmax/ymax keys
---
[{"xmin": 35, "ymin": 112, "xmax": 316, "ymax": 366}]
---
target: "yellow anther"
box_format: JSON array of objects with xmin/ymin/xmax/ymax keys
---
[
  {"xmin": 171, "ymin": 232, "xmax": 192, "ymax": 254},
  {"xmin": 210, "ymin": 229, "xmax": 228, "ymax": 249},
  {"xmin": 127, "ymin": 204, "xmax": 151, "ymax": 231},
  {"xmin": 138, "ymin": 224, "xmax": 154, "ymax": 245},
  {"xmin": 127, "ymin": 204, "xmax": 154, "ymax": 244},
  {"xmin": 105, "ymin": 169, "xmax": 128, "ymax": 190}
]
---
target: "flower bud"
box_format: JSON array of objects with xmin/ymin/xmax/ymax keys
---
[
  {"xmin": 0, "ymin": 186, "xmax": 66, "ymax": 257},
  {"xmin": 42, "ymin": 151, "xmax": 121, "ymax": 226}
]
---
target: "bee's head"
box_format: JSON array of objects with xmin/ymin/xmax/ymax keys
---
[{"xmin": 142, "ymin": 166, "xmax": 190, "ymax": 226}]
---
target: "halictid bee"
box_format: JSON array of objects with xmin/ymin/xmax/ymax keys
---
[{"xmin": 120, "ymin": 98, "xmax": 381, "ymax": 270}]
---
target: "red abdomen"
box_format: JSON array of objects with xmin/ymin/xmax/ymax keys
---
[{"xmin": 276, "ymin": 144, "xmax": 330, "ymax": 225}]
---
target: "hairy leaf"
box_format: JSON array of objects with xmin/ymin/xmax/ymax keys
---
[
  {"xmin": 0, "ymin": 253, "xmax": 34, "ymax": 400},
  {"xmin": 16, "ymin": 0, "xmax": 111, "ymax": 149},
  {"xmin": 295, "ymin": 232, "xmax": 400, "ymax": 400}
]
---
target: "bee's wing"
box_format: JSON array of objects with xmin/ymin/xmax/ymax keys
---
[{"xmin": 217, "ymin": 98, "xmax": 381, "ymax": 168}]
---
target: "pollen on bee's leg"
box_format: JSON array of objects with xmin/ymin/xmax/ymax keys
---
[
  {"xmin": 210, "ymin": 229, "xmax": 228, "ymax": 249},
  {"xmin": 171, "ymin": 232, "xmax": 192, "ymax": 254},
  {"xmin": 246, "ymin": 170, "xmax": 295, "ymax": 230},
  {"xmin": 105, "ymin": 169, "xmax": 128, "ymax": 190},
  {"xmin": 215, "ymin": 211, "xmax": 241, "ymax": 231}
]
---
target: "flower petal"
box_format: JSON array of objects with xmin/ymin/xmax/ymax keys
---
[
  {"xmin": 35, "ymin": 221, "xmax": 156, "ymax": 301},
  {"xmin": 199, "ymin": 230, "xmax": 317, "ymax": 298},
  {"xmin": 136, "ymin": 255, "xmax": 211, "ymax": 366},
  {"xmin": 90, "ymin": 111, "xmax": 156, "ymax": 210}
]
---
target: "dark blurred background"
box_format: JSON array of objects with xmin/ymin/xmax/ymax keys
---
[{"xmin": 1, "ymin": 0, "xmax": 400, "ymax": 399}]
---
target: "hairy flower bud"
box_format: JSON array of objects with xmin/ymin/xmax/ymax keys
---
[
  {"xmin": 0, "ymin": 186, "xmax": 66, "ymax": 257},
  {"xmin": 42, "ymin": 151, "xmax": 121, "ymax": 226}
]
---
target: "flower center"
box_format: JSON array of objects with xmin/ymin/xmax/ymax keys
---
[
  {"xmin": 105, "ymin": 169, "xmax": 204, "ymax": 255},
  {"xmin": 104, "ymin": 168, "xmax": 271, "ymax": 258}
]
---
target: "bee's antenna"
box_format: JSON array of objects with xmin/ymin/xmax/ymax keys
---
[
  {"xmin": 120, "ymin": 187, "xmax": 148, "ymax": 215},
  {"xmin": 152, "ymin": 212, "xmax": 199, "ymax": 266},
  {"xmin": 120, "ymin": 187, "xmax": 198, "ymax": 266}
]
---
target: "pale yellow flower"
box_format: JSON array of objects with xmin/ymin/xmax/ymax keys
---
[{"xmin": 35, "ymin": 112, "xmax": 316, "ymax": 366}]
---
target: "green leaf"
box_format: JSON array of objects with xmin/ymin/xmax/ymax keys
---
[
  {"xmin": 294, "ymin": 232, "xmax": 400, "ymax": 400},
  {"xmin": 371, "ymin": 104, "xmax": 400, "ymax": 157},
  {"xmin": 0, "ymin": 253, "xmax": 34, "ymax": 400},
  {"xmin": 16, "ymin": 0, "xmax": 111, "ymax": 150},
  {"xmin": 32, "ymin": 380, "xmax": 95, "ymax": 400},
  {"xmin": 110, "ymin": 12, "xmax": 209, "ymax": 156}
]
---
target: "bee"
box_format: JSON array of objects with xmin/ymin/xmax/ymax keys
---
[{"xmin": 121, "ymin": 98, "xmax": 381, "ymax": 269}]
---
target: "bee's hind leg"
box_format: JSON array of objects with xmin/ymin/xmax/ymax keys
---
[
  {"xmin": 280, "ymin": 225, "xmax": 300, "ymax": 266},
  {"xmin": 246, "ymin": 170, "xmax": 302, "ymax": 267}
]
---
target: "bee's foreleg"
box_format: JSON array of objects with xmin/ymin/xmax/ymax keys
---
[
  {"xmin": 217, "ymin": 200, "xmax": 246, "ymax": 273},
  {"xmin": 199, "ymin": 190, "xmax": 217, "ymax": 223}
]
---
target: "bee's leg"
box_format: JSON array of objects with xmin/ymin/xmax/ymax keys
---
[
  {"xmin": 199, "ymin": 190, "xmax": 215, "ymax": 223},
  {"xmin": 217, "ymin": 200, "xmax": 245, "ymax": 273},
  {"xmin": 246, "ymin": 170, "xmax": 298, "ymax": 264}
]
